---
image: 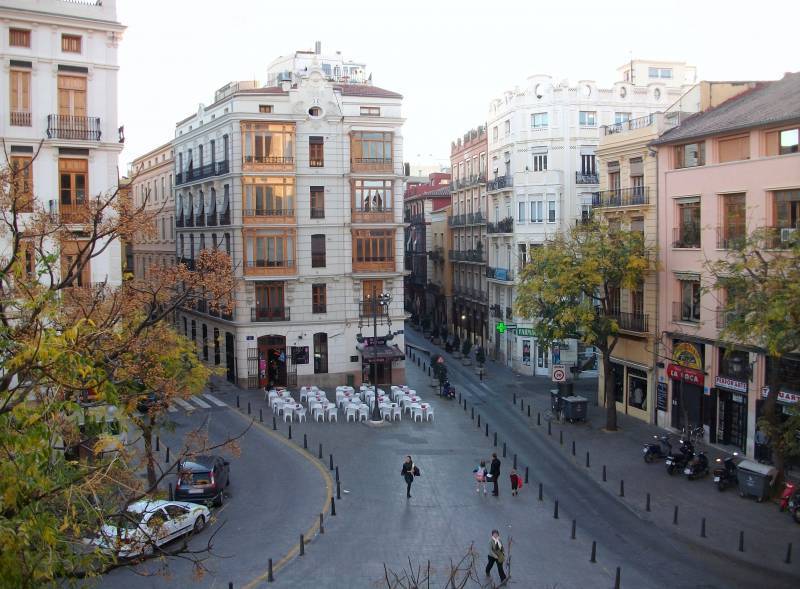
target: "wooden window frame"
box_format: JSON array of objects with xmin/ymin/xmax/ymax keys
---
[
  {"xmin": 254, "ymin": 282, "xmax": 286, "ymax": 320},
  {"xmin": 352, "ymin": 228, "xmax": 395, "ymax": 272},
  {"xmin": 61, "ymin": 34, "xmax": 82, "ymax": 54},
  {"xmin": 58, "ymin": 158, "xmax": 89, "ymax": 222},
  {"xmin": 350, "ymin": 131, "xmax": 393, "ymax": 172},
  {"xmin": 242, "ymin": 176, "xmax": 295, "ymax": 223},
  {"xmin": 57, "ymin": 73, "xmax": 87, "ymax": 118},
  {"xmin": 359, "ymin": 106, "xmax": 380, "ymax": 116},
  {"xmin": 309, "ymin": 136, "xmax": 324, "ymax": 167},
  {"xmin": 312, "ymin": 283, "xmax": 327, "ymax": 314},
  {"xmin": 9, "ymin": 28, "xmax": 31, "ymax": 48},
  {"xmin": 311, "ymin": 234, "xmax": 326, "ymax": 268},
  {"xmin": 9, "ymin": 68, "xmax": 31, "ymax": 126},
  {"xmin": 10, "ymin": 155, "xmax": 34, "ymax": 213},
  {"xmin": 60, "ymin": 239, "xmax": 91, "ymax": 288},
  {"xmin": 717, "ymin": 134, "xmax": 750, "ymax": 163},
  {"xmin": 674, "ymin": 141, "xmax": 705, "ymax": 169},
  {"xmin": 241, "ymin": 122, "xmax": 295, "ymax": 171},
  {"xmin": 242, "ymin": 228, "xmax": 296, "ymax": 276},
  {"xmin": 310, "ymin": 186, "xmax": 325, "ymax": 219},
  {"xmin": 352, "ymin": 179, "xmax": 393, "ymax": 222},
  {"xmin": 259, "ymin": 104, "xmax": 274, "ymax": 113}
]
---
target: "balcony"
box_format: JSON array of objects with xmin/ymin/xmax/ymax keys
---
[
  {"xmin": 428, "ymin": 247, "xmax": 445, "ymax": 263},
  {"xmin": 195, "ymin": 210, "xmax": 205, "ymax": 227},
  {"xmin": 491, "ymin": 304, "xmax": 503, "ymax": 319},
  {"xmin": 353, "ymin": 256, "xmax": 395, "ymax": 273},
  {"xmin": 766, "ymin": 226, "xmax": 797, "ymax": 249},
  {"xmin": 602, "ymin": 114, "xmax": 656, "ymax": 136},
  {"xmin": 176, "ymin": 161, "xmax": 230, "ymax": 186},
  {"xmin": 410, "ymin": 213, "xmax": 425, "ymax": 225},
  {"xmin": 243, "ymin": 155, "xmax": 295, "ymax": 173},
  {"xmin": 592, "ymin": 187, "xmax": 650, "ymax": 208},
  {"xmin": 10, "ymin": 111, "xmax": 31, "ymax": 127},
  {"xmin": 672, "ymin": 225, "xmax": 701, "ymax": 248},
  {"xmin": 176, "ymin": 213, "xmax": 185, "ymax": 228},
  {"xmin": 351, "ymin": 157, "xmax": 393, "ymax": 173},
  {"xmin": 467, "ymin": 211, "xmax": 486, "ymax": 225},
  {"xmin": 242, "ymin": 208, "xmax": 296, "ymax": 224},
  {"xmin": 208, "ymin": 306, "xmax": 234, "ymax": 321},
  {"xmin": 219, "ymin": 208, "xmax": 231, "ymax": 225},
  {"xmin": 716, "ymin": 307, "xmax": 741, "ymax": 329},
  {"xmin": 47, "ymin": 115, "xmax": 102, "ymax": 141},
  {"xmin": 575, "ymin": 172, "xmax": 599, "ymax": 184},
  {"xmin": 185, "ymin": 212, "xmax": 194, "ymax": 227},
  {"xmin": 359, "ymin": 299, "xmax": 391, "ymax": 320},
  {"xmin": 716, "ymin": 225, "xmax": 746, "ymax": 250},
  {"xmin": 466, "ymin": 174, "xmax": 487, "ymax": 188},
  {"xmin": 449, "ymin": 249, "xmax": 485, "ymax": 263},
  {"xmin": 610, "ymin": 311, "xmax": 649, "ymax": 333},
  {"xmin": 251, "ymin": 306, "xmax": 291, "ymax": 322},
  {"xmin": 448, "ymin": 214, "xmax": 466, "ymax": 227},
  {"xmin": 486, "ymin": 266, "xmax": 514, "ymax": 282},
  {"xmin": 672, "ymin": 301, "xmax": 700, "ymax": 324},
  {"xmin": 244, "ymin": 259, "xmax": 296, "ymax": 276},
  {"xmin": 487, "ymin": 175, "xmax": 513, "ymax": 192},
  {"xmin": 352, "ymin": 207, "xmax": 393, "ymax": 224},
  {"xmin": 58, "ymin": 205, "xmax": 92, "ymax": 224},
  {"xmin": 487, "ymin": 217, "xmax": 514, "ymax": 234},
  {"xmin": 310, "ymin": 208, "xmax": 325, "ymax": 219},
  {"xmin": 206, "ymin": 212, "xmax": 218, "ymax": 226}
]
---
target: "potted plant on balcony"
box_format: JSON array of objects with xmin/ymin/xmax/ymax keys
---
[
  {"xmin": 451, "ymin": 335, "xmax": 462, "ymax": 358},
  {"xmin": 461, "ymin": 340, "xmax": 473, "ymax": 366}
]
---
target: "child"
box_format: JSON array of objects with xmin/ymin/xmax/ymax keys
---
[
  {"xmin": 473, "ymin": 460, "xmax": 488, "ymax": 495},
  {"xmin": 510, "ymin": 468, "xmax": 522, "ymax": 496}
]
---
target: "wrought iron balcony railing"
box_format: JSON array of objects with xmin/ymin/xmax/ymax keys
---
[
  {"xmin": 592, "ymin": 186, "xmax": 650, "ymax": 208},
  {"xmin": 47, "ymin": 114, "xmax": 101, "ymax": 141}
]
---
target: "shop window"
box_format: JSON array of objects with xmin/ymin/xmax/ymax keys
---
[
  {"xmin": 610, "ymin": 362, "xmax": 625, "ymax": 404},
  {"xmin": 628, "ymin": 368, "xmax": 648, "ymax": 410}
]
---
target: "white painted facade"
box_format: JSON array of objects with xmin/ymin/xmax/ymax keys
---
[
  {"xmin": 485, "ymin": 61, "xmax": 694, "ymax": 376},
  {"xmin": 0, "ymin": 0, "xmax": 125, "ymax": 286},
  {"xmin": 267, "ymin": 42, "xmax": 367, "ymax": 86},
  {"xmin": 174, "ymin": 64, "xmax": 406, "ymax": 388}
]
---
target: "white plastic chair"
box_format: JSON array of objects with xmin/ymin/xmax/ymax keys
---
[
  {"xmin": 294, "ymin": 407, "xmax": 307, "ymax": 423},
  {"xmin": 422, "ymin": 404, "xmax": 434, "ymax": 422},
  {"xmin": 271, "ymin": 398, "xmax": 285, "ymax": 413},
  {"xmin": 345, "ymin": 405, "xmax": 358, "ymax": 422},
  {"xmin": 379, "ymin": 403, "xmax": 392, "ymax": 421},
  {"xmin": 326, "ymin": 406, "xmax": 338, "ymax": 423},
  {"xmin": 357, "ymin": 405, "xmax": 369, "ymax": 422},
  {"xmin": 266, "ymin": 389, "xmax": 278, "ymax": 402},
  {"xmin": 391, "ymin": 404, "xmax": 402, "ymax": 421},
  {"xmin": 410, "ymin": 404, "xmax": 423, "ymax": 422},
  {"xmin": 282, "ymin": 405, "xmax": 294, "ymax": 422}
]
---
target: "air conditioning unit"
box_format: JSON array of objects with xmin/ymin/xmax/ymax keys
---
[{"xmin": 780, "ymin": 227, "xmax": 796, "ymax": 242}]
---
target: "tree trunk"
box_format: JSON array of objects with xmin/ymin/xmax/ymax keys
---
[
  {"xmin": 763, "ymin": 356, "xmax": 785, "ymax": 490},
  {"xmin": 600, "ymin": 349, "xmax": 617, "ymax": 431},
  {"xmin": 142, "ymin": 418, "xmax": 156, "ymax": 489}
]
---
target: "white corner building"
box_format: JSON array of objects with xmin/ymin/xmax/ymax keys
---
[
  {"xmin": 174, "ymin": 46, "xmax": 406, "ymax": 388},
  {"xmin": 0, "ymin": 0, "xmax": 125, "ymax": 286},
  {"xmin": 485, "ymin": 60, "xmax": 695, "ymax": 375}
]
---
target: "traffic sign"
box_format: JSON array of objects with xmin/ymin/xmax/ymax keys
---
[
  {"xmin": 552, "ymin": 364, "xmax": 567, "ymax": 382},
  {"xmin": 496, "ymin": 321, "xmax": 506, "ymax": 334}
]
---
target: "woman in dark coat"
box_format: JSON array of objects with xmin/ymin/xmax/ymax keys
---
[{"xmin": 401, "ymin": 455, "xmax": 415, "ymax": 498}]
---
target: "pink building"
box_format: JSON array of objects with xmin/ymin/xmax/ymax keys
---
[{"xmin": 654, "ymin": 72, "xmax": 800, "ymax": 457}]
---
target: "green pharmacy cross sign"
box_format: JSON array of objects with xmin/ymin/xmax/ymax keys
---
[{"xmin": 496, "ymin": 321, "xmax": 506, "ymax": 334}]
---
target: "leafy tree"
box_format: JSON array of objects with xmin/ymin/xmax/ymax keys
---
[
  {"xmin": 705, "ymin": 227, "xmax": 800, "ymax": 484},
  {"xmin": 0, "ymin": 152, "xmax": 236, "ymax": 585},
  {"xmin": 515, "ymin": 221, "xmax": 651, "ymax": 431}
]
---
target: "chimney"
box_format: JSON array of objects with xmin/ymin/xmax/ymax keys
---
[{"xmin": 315, "ymin": 41, "xmax": 321, "ymax": 55}]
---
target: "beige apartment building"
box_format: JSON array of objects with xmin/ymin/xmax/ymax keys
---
[{"xmin": 130, "ymin": 141, "xmax": 175, "ymax": 278}]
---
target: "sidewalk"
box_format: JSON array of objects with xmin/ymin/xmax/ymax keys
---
[{"xmin": 407, "ymin": 327, "xmax": 800, "ymax": 579}]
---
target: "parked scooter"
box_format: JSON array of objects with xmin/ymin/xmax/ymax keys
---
[
  {"xmin": 713, "ymin": 452, "xmax": 739, "ymax": 491},
  {"xmin": 683, "ymin": 450, "xmax": 710, "ymax": 480},
  {"xmin": 779, "ymin": 481, "xmax": 800, "ymax": 524},
  {"xmin": 665, "ymin": 439, "xmax": 694, "ymax": 475},
  {"xmin": 439, "ymin": 381, "xmax": 456, "ymax": 400},
  {"xmin": 642, "ymin": 435, "xmax": 672, "ymax": 463}
]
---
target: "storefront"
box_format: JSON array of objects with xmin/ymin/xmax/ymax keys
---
[
  {"xmin": 668, "ymin": 341, "xmax": 711, "ymax": 437},
  {"xmin": 714, "ymin": 347, "xmax": 750, "ymax": 453},
  {"xmin": 608, "ymin": 360, "xmax": 650, "ymax": 421}
]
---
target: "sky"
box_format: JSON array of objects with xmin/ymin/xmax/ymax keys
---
[{"xmin": 118, "ymin": 0, "xmax": 800, "ymax": 170}]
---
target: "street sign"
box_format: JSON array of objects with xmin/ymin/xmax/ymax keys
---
[
  {"xmin": 552, "ymin": 364, "xmax": 567, "ymax": 382},
  {"xmin": 496, "ymin": 321, "xmax": 506, "ymax": 334}
]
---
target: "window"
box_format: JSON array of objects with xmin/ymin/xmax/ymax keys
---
[
  {"xmin": 351, "ymin": 131, "xmax": 393, "ymax": 165},
  {"xmin": 202, "ymin": 324, "xmax": 209, "ymax": 361},
  {"xmin": 61, "ymin": 34, "xmax": 81, "ymax": 53},
  {"xmin": 353, "ymin": 179, "xmax": 392, "ymax": 212},
  {"xmin": 198, "ymin": 144, "xmax": 204, "ymax": 168},
  {"xmin": 242, "ymin": 177, "xmax": 295, "ymax": 217},
  {"xmin": 191, "ymin": 320, "xmax": 196, "ymax": 343},
  {"xmin": 579, "ymin": 111, "xmax": 597, "ymax": 126},
  {"xmin": 362, "ymin": 279, "xmax": 383, "ymax": 302},
  {"xmin": 531, "ymin": 112, "xmax": 548, "ymax": 128},
  {"xmin": 223, "ymin": 134, "xmax": 230, "ymax": 162},
  {"xmin": 353, "ymin": 229, "xmax": 394, "ymax": 269},
  {"xmin": 679, "ymin": 279, "xmax": 701, "ymax": 322},
  {"xmin": 313, "ymin": 333, "xmax": 328, "ymax": 374},
  {"xmin": 224, "ymin": 232, "xmax": 231, "ymax": 255},
  {"xmin": 547, "ymin": 200, "xmax": 556, "ymax": 223},
  {"xmin": 9, "ymin": 156, "xmax": 33, "ymax": 212},
  {"xmin": 675, "ymin": 142, "xmax": 705, "ymax": 168},
  {"xmin": 254, "ymin": 283, "xmax": 285, "ymax": 320},
  {"xmin": 310, "ymin": 186, "xmax": 325, "ymax": 218},
  {"xmin": 581, "ymin": 154, "xmax": 596, "ymax": 175},
  {"xmin": 648, "ymin": 67, "xmax": 673, "ymax": 79},
  {"xmin": 530, "ymin": 201, "xmax": 543, "ymax": 223},
  {"xmin": 720, "ymin": 193, "xmax": 746, "ymax": 248},
  {"xmin": 60, "ymin": 239, "xmax": 91, "ymax": 288},
  {"xmin": 57, "ymin": 74, "xmax": 87, "ymax": 117},
  {"xmin": 9, "ymin": 28, "xmax": 30, "ymax": 47},
  {"xmin": 259, "ymin": 104, "xmax": 273, "ymax": 113},
  {"xmin": 492, "ymin": 126, "xmax": 498, "ymax": 141},
  {"xmin": 360, "ymin": 106, "xmax": 380, "ymax": 116},
  {"xmin": 244, "ymin": 231, "xmax": 294, "ymax": 269},
  {"xmin": 59, "ymin": 158, "xmax": 88, "ymax": 207},
  {"xmin": 779, "ymin": 128, "xmax": 799, "ymax": 155},
  {"xmin": 774, "ymin": 189, "xmax": 800, "ymax": 231},
  {"xmin": 504, "ymin": 151, "xmax": 511, "ymax": 176},
  {"xmin": 311, "ymin": 234, "xmax": 326, "ymax": 268},
  {"xmin": 504, "ymin": 120, "xmax": 511, "ymax": 135},
  {"xmin": 718, "ymin": 135, "xmax": 750, "ymax": 163},
  {"xmin": 309, "ymin": 136, "xmax": 324, "ymax": 167},
  {"xmin": 183, "ymin": 317, "xmax": 187, "ymax": 337},
  {"xmin": 518, "ymin": 201, "xmax": 526, "ymax": 223},
  {"xmin": 10, "ymin": 69, "xmax": 31, "ymax": 125},
  {"xmin": 675, "ymin": 200, "xmax": 701, "ymax": 247},
  {"xmin": 533, "ymin": 153, "xmax": 547, "ymax": 172},
  {"xmin": 312, "ymin": 284, "xmax": 327, "ymax": 313},
  {"xmin": 614, "ymin": 112, "xmax": 631, "ymax": 124},
  {"xmin": 210, "ymin": 139, "xmax": 216, "ymax": 164},
  {"xmin": 213, "ymin": 328, "xmax": 220, "ymax": 365},
  {"xmin": 308, "ymin": 106, "xmax": 322, "ymax": 117},
  {"xmin": 241, "ymin": 122, "xmax": 294, "ymax": 164}
]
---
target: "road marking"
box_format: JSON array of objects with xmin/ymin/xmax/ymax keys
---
[
  {"xmin": 173, "ymin": 398, "xmax": 194, "ymax": 411},
  {"xmin": 166, "ymin": 404, "xmax": 178, "ymax": 413},
  {"xmin": 190, "ymin": 395, "xmax": 211, "ymax": 409},
  {"xmin": 202, "ymin": 393, "xmax": 227, "ymax": 407}
]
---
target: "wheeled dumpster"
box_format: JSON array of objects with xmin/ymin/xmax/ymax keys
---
[
  {"xmin": 736, "ymin": 459, "xmax": 777, "ymax": 502},
  {"xmin": 562, "ymin": 395, "xmax": 588, "ymax": 423}
]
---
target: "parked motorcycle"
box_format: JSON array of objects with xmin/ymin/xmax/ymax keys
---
[
  {"xmin": 683, "ymin": 450, "xmax": 709, "ymax": 480},
  {"xmin": 642, "ymin": 435, "xmax": 672, "ymax": 463},
  {"xmin": 779, "ymin": 481, "xmax": 800, "ymax": 525},
  {"xmin": 665, "ymin": 439, "xmax": 694, "ymax": 475},
  {"xmin": 713, "ymin": 452, "xmax": 739, "ymax": 491},
  {"xmin": 439, "ymin": 381, "xmax": 456, "ymax": 400}
]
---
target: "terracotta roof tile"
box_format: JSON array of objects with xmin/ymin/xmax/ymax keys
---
[{"xmin": 335, "ymin": 84, "xmax": 403, "ymax": 99}]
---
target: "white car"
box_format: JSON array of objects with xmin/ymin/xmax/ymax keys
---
[{"xmin": 93, "ymin": 499, "xmax": 210, "ymax": 558}]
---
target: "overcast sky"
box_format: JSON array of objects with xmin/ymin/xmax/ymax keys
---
[{"xmin": 118, "ymin": 0, "xmax": 799, "ymax": 170}]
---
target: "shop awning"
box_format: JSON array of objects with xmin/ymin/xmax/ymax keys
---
[{"xmin": 357, "ymin": 343, "xmax": 405, "ymax": 363}]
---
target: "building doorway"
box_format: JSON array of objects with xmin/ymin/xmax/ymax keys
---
[
  {"xmin": 225, "ymin": 332, "xmax": 236, "ymax": 383},
  {"xmin": 258, "ymin": 335, "xmax": 287, "ymax": 388}
]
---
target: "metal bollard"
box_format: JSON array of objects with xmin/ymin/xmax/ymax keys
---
[
  {"xmin": 471, "ymin": 407, "xmax": 474, "ymax": 420},
  {"xmin": 537, "ymin": 412, "xmax": 540, "ymax": 425},
  {"xmin": 786, "ymin": 542, "xmax": 793, "ymax": 564},
  {"xmin": 553, "ymin": 500, "xmax": 559, "ymax": 519},
  {"xmin": 336, "ymin": 480, "xmax": 341, "ymax": 500},
  {"xmin": 493, "ymin": 432, "xmax": 497, "ymax": 447},
  {"xmin": 288, "ymin": 425, "xmax": 292, "ymax": 440},
  {"xmin": 165, "ymin": 447, "xmax": 170, "ymax": 464},
  {"xmin": 335, "ymin": 465, "xmax": 340, "ymax": 483},
  {"xmin": 319, "ymin": 513, "xmax": 324, "ymax": 534},
  {"xmin": 646, "ymin": 492, "xmax": 651, "ymax": 512},
  {"xmin": 318, "ymin": 443, "xmax": 323, "ymax": 459},
  {"xmin": 268, "ymin": 558, "xmax": 274, "ymax": 582},
  {"xmin": 619, "ymin": 480, "xmax": 624, "ymax": 497},
  {"xmin": 330, "ymin": 454, "xmax": 334, "ymax": 470},
  {"xmin": 477, "ymin": 414, "xmax": 481, "ymax": 427},
  {"xmin": 458, "ymin": 392, "xmax": 462, "ymax": 403},
  {"xmin": 673, "ymin": 505, "xmax": 679, "ymax": 525},
  {"xmin": 525, "ymin": 466, "xmax": 529, "ymax": 484},
  {"xmin": 700, "ymin": 517, "xmax": 706, "ymax": 538},
  {"xmin": 738, "ymin": 531, "xmax": 744, "ymax": 552},
  {"xmin": 548, "ymin": 421, "xmax": 551, "ymax": 436},
  {"xmin": 602, "ymin": 465, "xmax": 607, "ymax": 482},
  {"xmin": 273, "ymin": 416, "xmax": 277, "ymax": 430},
  {"xmin": 528, "ymin": 405, "xmax": 531, "ymax": 418},
  {"xmin": 485, "ymin": 423, "xmax": 489, "ymax": 437},
  {"xmin": 571, "ymin": 519, "xmax": 576, "ymax": 540},
  {"xmin": 590, "ymin": 541, "xmax": 597, "ymax": 563},
  {"xmin": 247, "ymin": 401, "xmax": 251, "ymax": 415},
  {"xmin": 303, "ymin": 433, "xmax": 307, "ymax": 449},
  {"xmin": 559, "ymin": 430, "xmax": 563, "ymax": 445},
  {"xmin": 330, "ymin": 496, "xmax": 336, "ymax": 516},
  {"xmin": 513, "ymin": 453, "xmax": 517, "ymax": 469},
  {"xmin": 614, "ymin": 567, "xmax": 621, "ymax": 589},
  {"xmin": 538, "ymin": 483, "xmax": 543, "ymax": 501},
  {"xmin": 236, "ymin": 395, "xmax": 240, "ymax": 408},
  {"xmin": 260, "ymin": 408, "xmax": 263, "ymax": 423},
  {"xmin": 464, "ymin": 399, "xmax": 467, "ymax": 411},
  {"xmin": 586, "ymin": 451, "xmax": 590, "ymax": 468},
  {"xmin": 300, "ymin": 534, "xmax": 304, "ymax": 556},
  {"xmin": 572, "ymin": 440, "xmax": 576, "ymax": 456},
  {"xmin": 156, "ymin": 436, "xmax": 160, "ymax": 452},
  {"xmin": 513, "ymin": 393, "xmax": 517, "ymax": 405},
  {"xmin": 502, "ymin": 442, "xmax": 506, "ymax": 458},
  {"xmin": 520, "ymin": 399, "xmax": 523, "ymax": 411},
  {"xmin": 168, "ymin": 482, "xmax": 174, "ymax": 501}
]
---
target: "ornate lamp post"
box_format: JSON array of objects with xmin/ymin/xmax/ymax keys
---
[{"xmin": 358, "ymin": 286, "xmax": 393, "ymax": 422}]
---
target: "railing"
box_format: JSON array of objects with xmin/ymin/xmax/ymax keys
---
[
  {"xmin": 353, "ymin": 207, "xmax": 394, "ymax": 223},
  {"xmin": 672, "ymin": 225, "xmax": 701, "ymax": 248},
  {"xmin": 486, "ymin": 266, "xmax": 514, "ymax": 281},
  {"xmin": 716, "ymin": 225, "xmax": 746, "ymax": 249},
  {"xmin": 244, "ymin": 155, "xmax": 294, "ymax": 165},
  {"xmin": 244, "ymin": 259, "xmax": 296, "ymax": 275},
  {"xmin": 411, "ymin": 213, "xmax": 425, "ymax": 224},
  {"xmin": 448, "ymin": 214, "xmax": 466, "ymax": 227},
  {"xmin": 243, "ymin": 208, "xmax": 295, "ymax": 218},
  {"xmin": 766, "ymin": 226, "xmax": 797, "ymax": 249},
  {"xmin": 310, "ymin": 208, "xmax": 325, "ymax": 219},
  {"xmin": 611, "ymin": 311, "xmax": 649, "ymax": 333},
  {"xmin": 179, "ymin": 257, "xmax": 196, "ymax": 271},
  {"xmin": 196, "ymin": 299, "xmax": 208, "ymax": 314},
  {"xmin": 251, "ymin": 306, "xmax": 291, "ymax": 322},
  {"xmin": 176, "ymin": 213, "xmax": 185, "ymax": 228},
  {"xmin": 206, "ymin": 212, "xmax": 217, "ymax": 226},
  {"xmin": 47, "ymin": 115, "xmax": 101, "ymax": 141},
  {"xmin": 10, "ymin": 111, "xmax": 31, "ymax": 127},
  {"xmin": 352, "ymin": 257, "xmax": 395, "ymax": 272},
  {"xmin": 208, "ymin": 307, "xmax": 234, "ymax": 321},
  {"xmin": 466, "ymin": 174, "xmax": 487, "ymax": 187},
  {"xmin": 487, "ymin": 175, "xmax": 513, "ymax": 191},
  {"xmin": 602, "ymin": 113, "xmax": 655, "ymax": 136},
  {"xmin": 592, "ymin": 186, "xmax": 650, "ymax": 208},
  {"xmin": 716, "ymin": 307, "xmax": 741, "ymax": 329},
  {"xmin": 487, "ymin": 217, "xmax": 514, "ymax": 234},
  {"xmin": 506, "ymin": 307, "xmax": 513, "ymax": 320},
  {"xmin": 467, "ymin": 211, "xmax": 486, "ymax": 225},
  {"xmin": 185, "ymin": 212, "xmax": 194, "ymax": 227},
  {"xmin": 491, "ymin": 305, "xmax": 503, "ymax": 319},
  {"xmin": 429, "ymin": 247, "xmax": 445, "ymax": 263},
  {"xmin": 176, "ymin": 160, "xmax": 230, "ymax": 185},
  {"xmin": 672, "ymin": 301, "xmax": 699, "ymax": 323},
  {"xmin": 575, "ymin": 172, "xmax": 599, "ymax": 184},
  {"xmin": 310, "ymin": 159, "xmax": 324, "ymax": 168},
  {"xmin": 351, "ymin": 157, "xmax": 393, "ymax": 172},
  {"xmin": 219, "ymin": 208, "xmax": 231, "ymax": 225},
  {"xmin": 195, "ymin": 210, "xmax": 205, "ymax": 227}
]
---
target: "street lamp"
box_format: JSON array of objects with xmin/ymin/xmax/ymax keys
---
[{"xmin": 359, "ymin": 286, "xmax": 392, "ymax": 422}]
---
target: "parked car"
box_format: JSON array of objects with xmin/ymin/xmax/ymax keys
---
[
  {"xmin": 175, "ymin": 455, "xmax": 231, "ymax": 506},
  {"xmin": 92, "ymin": 499, "xmax": 209, "ymax": 559}
]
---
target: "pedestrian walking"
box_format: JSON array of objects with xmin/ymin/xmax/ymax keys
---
[
  {"xmin": 509, "ymin": 468, "xmax": 522, "ymax": 496},
  {"xmin": 400, "ymin": 455, "xmax": 418, "ymax": 498},
  {"xmin": 485, "ymin": 529, "xmax": 507, "ymax": 583},
  {"xmin": 473, "ymin": 460, "xmax": 488, "ymax": 495},
  {"xmin": 489, "ymin": 453, "xmax": 501, "ymax": 496}
]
